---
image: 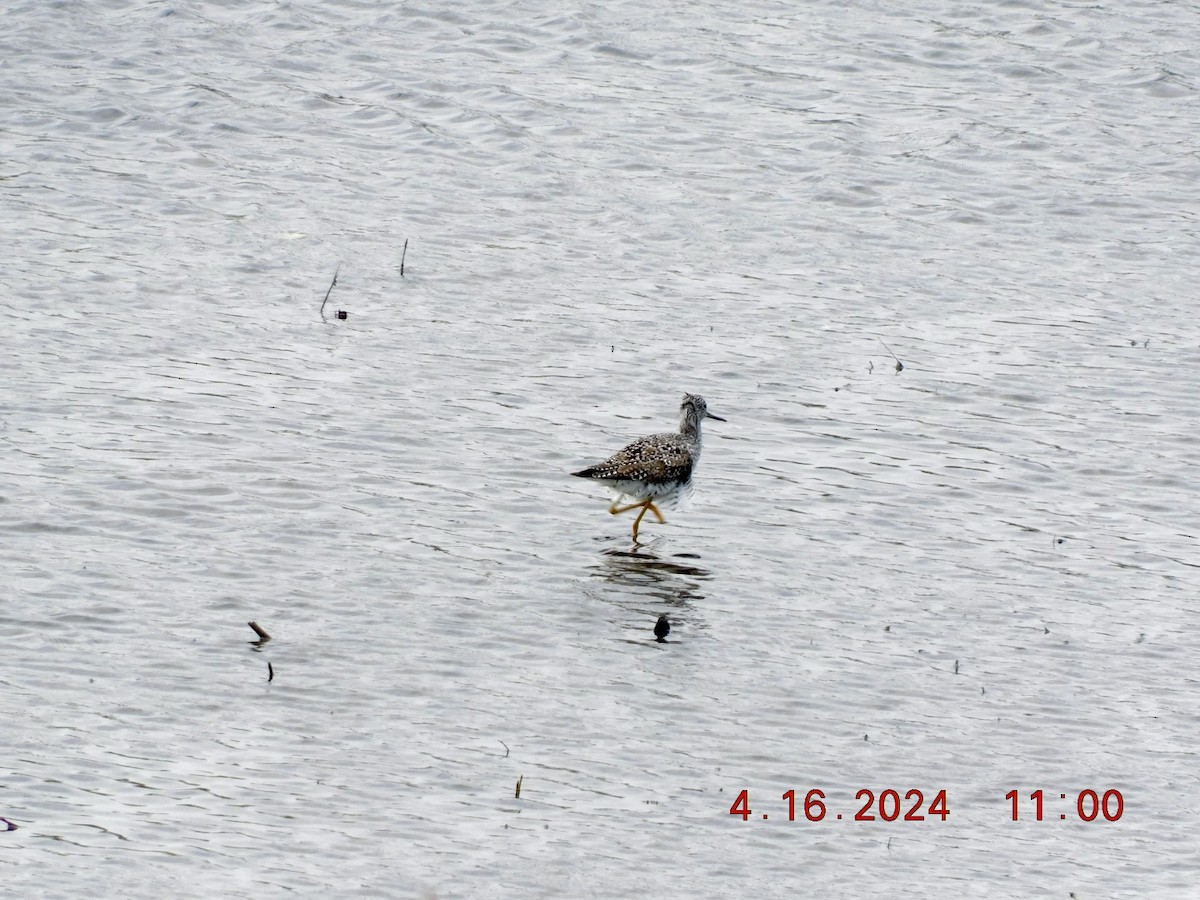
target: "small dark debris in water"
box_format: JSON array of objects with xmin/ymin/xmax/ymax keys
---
[
  {"xmin": 884, "ymin": 625, "xmax": 890, "ymax": 632},
  {"xmin": 654, "ymin": 615, "xmax": 670, "ymax": 642},
  {"xmin": 336, "ymin": 309, "xmax": 347, "ymax": 319},
  {"xmin": 954, "ymin": 659, "xmax": 960, "ymax": 675},
  {"xmin": 401, "ymin": 238, "xmax": 409, "ymax": 277},
  {"xmin": 248, "ymin": 621, "xmax": 271, "ymax": 643},
  {"xmin": 864, "ymin": 734, "xmax": 869, "ymax": 741},
  {"xmin": 1044, "ymin": 626, "xmax": 1050, "ymax": 634},
  {"xmin": 515, "ymin": 776, "xmax": 523, "ymax": 799},
  {"xmin": 1, "ymin": 817, "xmax": 16, "ymax": 831},
  {"xmin": 499, "ymin": 740, "xmax": 510, "ymax": 758},
  {"xmin": 868, "ymin": 361, "xmax": 874, "ymax": 374},
  {"xmin": 1135, "ymin": 633, "xmax": 1145, "ymax": 644},
  {"xmin": 268, "ymin": 662, "xmax": 275, "ymax": 682}
]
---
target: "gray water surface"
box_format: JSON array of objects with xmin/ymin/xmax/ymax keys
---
[{"xmin": 3, "ymin": 1, "xmax": 1198, "ymax": 897}]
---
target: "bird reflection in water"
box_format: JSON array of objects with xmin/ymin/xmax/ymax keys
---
[
  {"xmin": 594, "ymin": 547, "xmax": 711, "ymax": 602},
  {"xmin": 589, "ymin": 546, "xmax": 713, "ymax": 644}
]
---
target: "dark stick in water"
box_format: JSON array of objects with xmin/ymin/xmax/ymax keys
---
[
  {"xmin": 878, "ymin": 337, "xmax": 903, "ymax": 373},
  {"xmin": 320, "ymin": 264, "xmax": 341, "ymax": 320}
]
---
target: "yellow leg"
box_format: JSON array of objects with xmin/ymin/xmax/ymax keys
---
[
  {"xmin": 631, "ymin": 502, "xmax": 651, "ymax": 541},
  {"xmin": 609, "ymin": 499, "xmax": 668, "ymax": 540},
  {"xmin": 609, "ymin": 500, "xmax": 667, "ymax": 523}
]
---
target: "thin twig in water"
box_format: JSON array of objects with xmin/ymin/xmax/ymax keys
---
[
  {"xmin": 878, "ymin": 338, "xmax": 903, "ymax": 372},
  {"xmin": 400, "ymin": 239, "xmax": 408, "ymax": 277},
  {"xmin": 248, "ymin": 621, "xmax": 271, "ymax": 642},
  {"xmin": 320, "ymin": 264, "xmax": 341, "ymax": 320},
  {"xmin": 515, "ymin": 776, "xmax": 523, "ymax": 799},
  {"xmin": 268, "ymin": 662, "xmax": 275, "ymax": 682},
  {"xmin": 499, "ymin": 740, "xmax": 510, "ymax": 758}
]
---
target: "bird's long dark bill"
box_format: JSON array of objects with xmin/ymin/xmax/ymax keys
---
[{"xmin": 706, "ymin": 412, "xmax": 726, "ymax": 421}]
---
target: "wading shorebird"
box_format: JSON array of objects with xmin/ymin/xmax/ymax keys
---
[{"xmin": 572, "ymin": 394, "xmax": 724, "ymax": 542}]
